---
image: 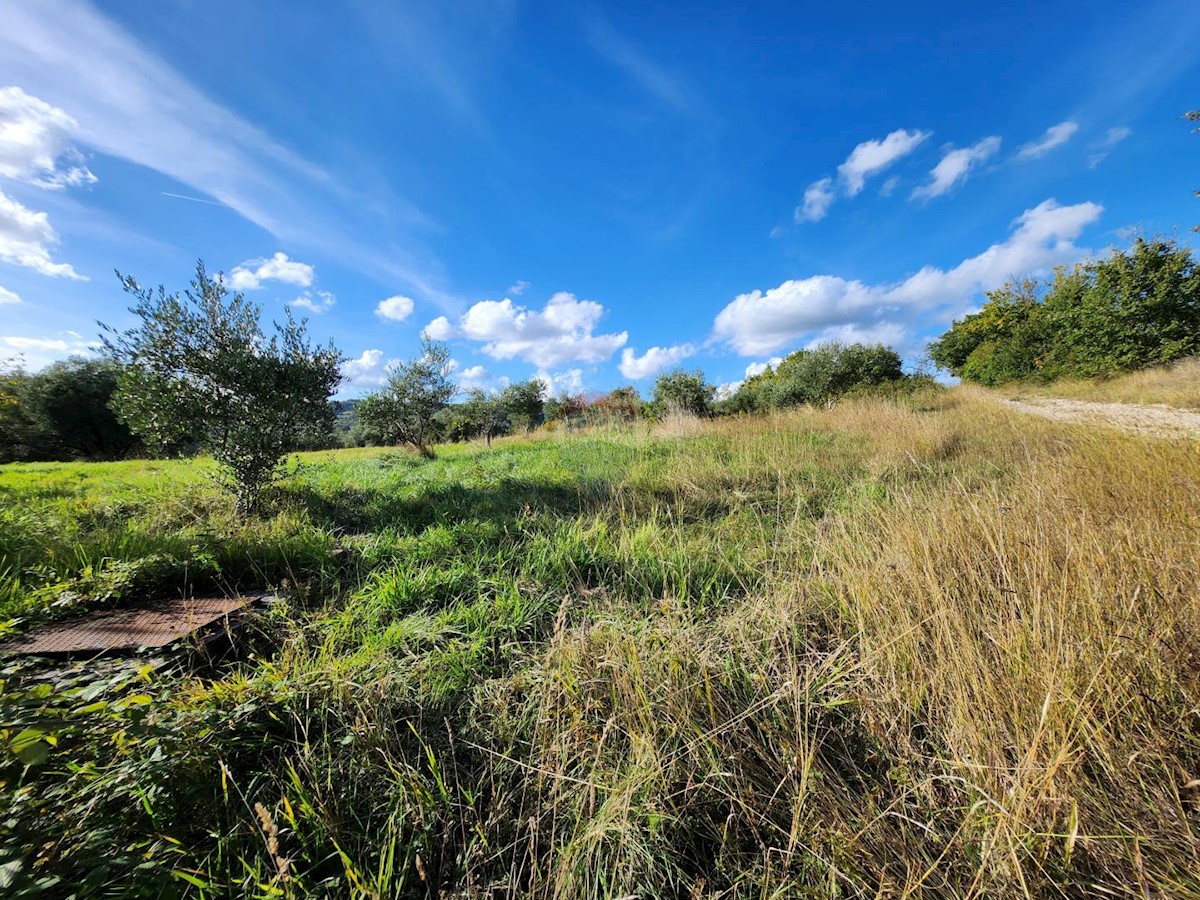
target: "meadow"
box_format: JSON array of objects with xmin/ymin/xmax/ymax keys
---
[{"xmin": 1, "ymin": 387, "xmax": 1199, "ymax": 898}]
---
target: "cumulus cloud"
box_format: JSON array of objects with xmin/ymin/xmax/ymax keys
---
[
  {"xmin": 911, "ymin": 136, "xmax": 1001, "ymax": 200},
  {"xmin": 1017, "ymin": 121, "xmax": 1078, "ymax": 160},
  {"xmin": 804, "ymin": 322, "xmax": 908, "ymax": 350},
  {"xmin": 0, "ymin": 285, "xmax": 19, "ymax": 304},
  {"xmin": 837, "ymin": 128, "xmax": 930, "ymax": 196},
  {"xmin": 0, "ymin": 86, "xmax": 96, "ymax": 189},
  {"xmin": 744, "ymin": 356, "xmax": 784, "ymax": 378},
  {"xmin": 290, "ymin": 289, "xmax": 335, "ymax": 314},
  {"xmin": 229, "ymin": 252, "xmax": 314, "ymax": 291},
  {"xmin": 375, "ymin": 294, "xmax": 415, "ymax": 322},
  {"xmin": 1087, "ymin": 126, "xmax": 1132, "ymax": 168},
  {"xmin": 458, "ymin": 364, "xmax": 492, "ymax": 392},
  {"xmin": 507, "ymin": 280, "xmax": 530, "ymax": 296},
  {"xmin": 423, "ymin": 315, "xmax": 455, "ymax": 340},
  {"xmin": 534, "ymin": 368, "xmax": 585, "ymax": 396},
  {"xmin": 618, "ymin": 343, "xmax": 696, "ymax": 379},
  {"xmin": 429, "ymin": 291, "xmax": 627, "ymax": 368},
  {"xmin": 795, "ymin": 177, "xmax": 834, "ymax": 223},
  {"xmin": 341, "ymin": 348, "xmax": 399, "ymax": 388},
  {"xmin": 0, "ymin": 187, "xmax": 85, "ymax": 278},
  {"xmin": 713, "ymin": 198, "xmax": 1102, "ymax": 356}
]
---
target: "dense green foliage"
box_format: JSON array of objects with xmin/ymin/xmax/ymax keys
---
[
  {"xmin": 651, "ymin": 368, "xmax": 715, "ymax": 417},
  {"xmin": 102, "ymin": 263, "xmax": 344, "ymax": 512},
  {"xmin": 501, "ymin": 379, "xmax": 546, "ymax": 432},
  {"xmin": 929, "ymin": 237, "xmax": 1200, "ymax": 385},
  {"xmin": 0, "ymin": 358, "xmax": 139, "ymax": 463},
  {"xmin": 356, "ymin": 337, "xmax": 455, "ymax": 458},
  {"xmin": 720, "ymin": 342, "xmax": 906, "ymax": 413}
]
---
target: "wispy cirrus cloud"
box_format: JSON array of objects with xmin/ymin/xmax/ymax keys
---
[
  {"xmin": 1087, "ymin": 126, "xmax": 1131, "ymax": 168},
  {"xmin": 1017, "ymin": 121, "xmax": 1078, "ymax": 159},
  {"xmin": 0, "ymin": 0, "xmax": 451, "ymax": 303},
  {"xmin": 586, "ymin": 15, "xmax": 700, "ymax": 116}
]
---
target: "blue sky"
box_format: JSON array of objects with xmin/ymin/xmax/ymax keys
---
[{"xmin": 0, "ymin": 0, "xmax": 1197, "ymax": 398}]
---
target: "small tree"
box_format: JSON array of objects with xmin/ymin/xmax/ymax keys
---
[
  {"xmin": 458, "ymin": 389, "xmax": 510, "ymax": 446},
  {"xmin": 357, "ymin": 335, "xmax": 455, "ymax": 457},
  {"xmin": 102, "ymin": 262, "xmax": 344, "ymax": 513},
  {"xmin": 502, "ymin": 379, "xmax": 546, "ymax": 433},
  {"xmin": 652, "ymin": 368, "xmax": 715, "ymax": 417}
]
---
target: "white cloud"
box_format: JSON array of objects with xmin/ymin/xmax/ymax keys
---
[
  {"xmin": 435, "ymin": 291, "xmax": 627, "ymax": 368},
  {"xmin": 911, "ymin": 136, "xmax": 1001, "ymax": 200},
  {"xmin": 342, "ymin": 348, "xmax": 399, "ymax": 389},
  {"xmin": 1087, "ymin": 126, "xmax": 1132, "ymax": 168},
  {"xmin": 0, "ymin": 329, "xmax": 93, "ymax": 368},
  {"xmin": 879, "ymin": 176, "xmax": 900, "ymax": 197},
  {"xmin": 423, "ymin": 315, "xmax": 455, "ymax": 340},
  {"xmin": 713, "ymin": 198, "xmax": 1102, "ymax": 356},
  {"xmin": 1017, "ymin": 121, "xmax": 1079, "ymax": 160},
  {"xmin": 290, "ymin": 289, "xmax": 335, "ymax": 314},
  {"xmin": 507, "ymin": 280, "xmax": 530, "ymax": 296},
  {"xmin": 458, "ymin": 364, "xmax": 492, "ymax": 391},
  {"xmin": 0, "ymin": 86, "xmax": 96, "ymax": 189},
  {"xmin": 795, "ymin": 177, "xmax": 834, "ymax": 223},
  {"xmin": 229, "ymin": 252, "xmax": 314, "ymax": 291},
  {"xmin": 714, "ymin": 381, "xmax": 741, "ymax": 401},
  {"xmin": 837, "ymin": 128, "xmax": 930, "ymax": 196},
  {"xmin": 375, "ymin": 294, "xmax": 415, "ymax": 322},
  {"xmin": 618, "ymin": 343, "xmax": 696, "ymax": 379},
  {"xmin": 534, "ymin": 368, "xmax": 585, "ymax": 396},
  {"xmin": 0, "ymin": 3, "xmax": 446, "ymax": 302},
  {"xmin": 0, "ymin": 187, "xmax": 85, "ymax": 279},
  {"xmin": 804, "ymin": 322, "xmax": 908, "ymax": 350},
  {"xmin": 744, "ymin": 356, "xmax": 784, "ymax": 378},
  {"xmin": 0, "ymin": 285, "xmax": 20, "ymax": 304}
]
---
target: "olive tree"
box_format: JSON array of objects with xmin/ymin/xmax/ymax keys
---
[
  {"xmin": 356, "ymin": 335, "xmax": 455, "ymax": 457},
  {"xmin": 502, "ymin": 379, "xmax": 546, "ymax": 432},
  {"xmin": 102, "ymin": 262, "xmax": 344, "ymax": 513},
  {"xmin": 652, "ymin": 368, "xmax": 715, "ymax": 417}
]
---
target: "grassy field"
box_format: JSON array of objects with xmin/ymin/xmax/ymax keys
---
[{"xmin": 2, "ymin": 388, "xmax": 1199, "ymax": 898}]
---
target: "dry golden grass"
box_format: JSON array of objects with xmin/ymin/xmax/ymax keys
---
[
  {"xmin": 8, "ymin": 389, "xmax": 1198, "ymax": 897},
  {"xmin": 1003, "ymin": 356, "xmax": 1200, "ymax": 409},
  {"xmin": 478, "ymin": 393, "xmax": 1200, "ymax": 897}
]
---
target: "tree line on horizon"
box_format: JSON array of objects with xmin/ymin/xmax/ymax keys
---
[{"xmin": 2, "ymin": 229, "xmax": 1196, "ymax": 509}]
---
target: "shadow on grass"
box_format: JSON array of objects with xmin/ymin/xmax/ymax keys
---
[{"xmin": 284, "ymin": 476, "xmax": 602, "ymax": 534}]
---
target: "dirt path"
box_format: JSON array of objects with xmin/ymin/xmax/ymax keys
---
[{"xmin": 1001, "ymin": 397, "xmax": 1200, "ymax": 440}]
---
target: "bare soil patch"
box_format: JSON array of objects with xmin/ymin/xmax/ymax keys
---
[{"xmin": 1002, "ymin": 396, "xmax": 1200, "ymax": 439}]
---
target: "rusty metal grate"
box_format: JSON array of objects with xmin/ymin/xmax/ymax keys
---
[{"xmin": 0, "ymin": 595, "xmax": 265, "ymax": 658}]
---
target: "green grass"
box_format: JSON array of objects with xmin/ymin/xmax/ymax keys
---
[{"xmin": 2, "ymin": 395, "xmax": 1198, "ymax": 898}]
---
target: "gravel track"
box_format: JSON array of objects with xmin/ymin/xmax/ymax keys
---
[{"xmin": 1001, "ymin": 397, "xmax": 1200, "ymax": 440}]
